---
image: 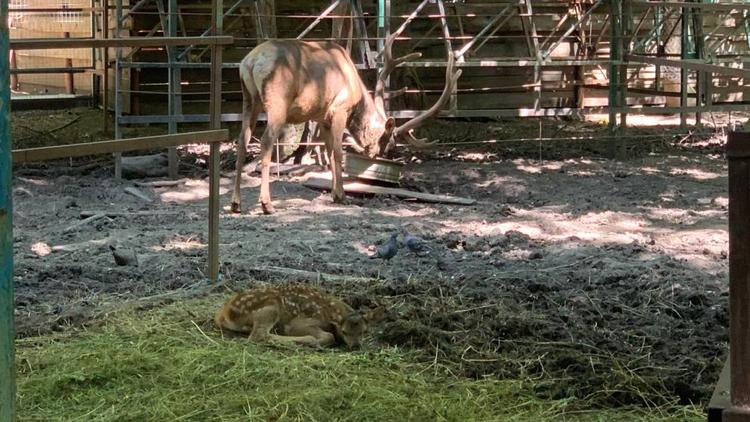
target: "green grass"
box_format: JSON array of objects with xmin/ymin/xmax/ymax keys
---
[{"xmin": 15, "ymin": 298, "xmax": 705, "ymax": 421}]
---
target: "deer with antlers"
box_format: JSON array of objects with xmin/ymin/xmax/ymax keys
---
[{"xmin": 231, "ymin": 30, "xmax": 461, "ymax": 214}]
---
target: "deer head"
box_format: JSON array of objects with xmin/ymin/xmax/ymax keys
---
[
  {"xmin": 348, "ymin": 30, "xmax": 462, "ymax": 158},
  {"xmin": 334, "ymin": 307, "xmax": 386, "ymax": 348}
]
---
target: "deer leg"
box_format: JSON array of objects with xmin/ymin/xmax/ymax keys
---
[
  {"xmin": 258, "ymin": 120, "xmax": 283, "ymax": 215},
  {"xmin": 329, "ymin": 113, "xmax": 348, "ymax": 204},
  {"xmin": 247, "ymin": 305, "xmax": 279, "ymax": 342},
  {"xmin": 284, "ymin": 318, "xmax": 336, "ymax": 347},
  {"xmin": 231, "ymin": 94, "xmax": 261, "ymax": 213}
]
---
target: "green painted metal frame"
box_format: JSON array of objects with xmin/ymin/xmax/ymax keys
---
[{"xmin": 0, "ymin": 0, "xmax": 15, "ymax": 419}]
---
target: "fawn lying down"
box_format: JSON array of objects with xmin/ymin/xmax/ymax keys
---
[{"xmin": 214, "ymin": 285, "xmax": 385, "ymax": 348}]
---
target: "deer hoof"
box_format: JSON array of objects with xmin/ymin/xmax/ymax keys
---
[
  {"xmin": 332, "ymin": 194, "xmax": 348, "ymax": 205},
  {"xmin": 229, "ymin": 202, "xmax": 242, "ymax": 214},
  {"xmin": 261, "ymin": 202, "xmax": 276, "ymax": 215}
]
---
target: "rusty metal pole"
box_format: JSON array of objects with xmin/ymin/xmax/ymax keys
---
[
  {"xmin": 9, "ymin": 49, "xmax": 17, "ymax": 91},
  {"xmin": 207, "ymin": 0, "xmax": 223, "ymax": 281},
  {"xmin": 64, "ymin": 32, "xmax": 75, "ymax": 94},
  {"xmin": 725, "ymin": 131, "xmax": 750, "ymax": 422},
  {"xmin": 0, "ymin": 0, "xmax": 16, "ymax": 420}
]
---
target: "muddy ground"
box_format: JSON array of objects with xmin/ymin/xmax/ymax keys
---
[{"xmin": 11, "ymin": 108, "xmax": 731, "ymax": 409}]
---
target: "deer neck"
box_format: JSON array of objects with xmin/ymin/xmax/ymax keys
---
[{"xmin": 348, "ymin": 86, "xmax": 383, "ymax": 141}]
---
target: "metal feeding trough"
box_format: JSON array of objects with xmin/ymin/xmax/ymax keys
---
[{"xmin": 343, "ymin": 152, "xmax": 404, "ymax": 185}]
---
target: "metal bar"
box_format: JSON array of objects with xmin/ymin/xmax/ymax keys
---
[
  {"xmin": 472, "ymin": 8, "xmax": 516, "ymax": 56},
  {"xmin": 177, "ymin": 0, "xmax": 246, "ymax": 60},
  {"xmin": 0, "ymin": 0, "xmax": 15, "ymax": 419},
  {"xmin": 631, "ymin": 1, "xmax": 750, "ymax": 11},
  {"xmin": 208, "ymin": 0, "xmax": 223, "ymax": 282},
  {"xmin": 455, "ymin": 3, "xmax": 513, "ymax": 60},
  {"xmin": 114, "ymin": 0, "xmax": 123, "ymax": 178},
  {"xmin": 351, "ymin": 0, "xmax": 373, "ymax": 68},
  {"xmin": 725, "ymin": 131, "xmax": 750, "ymax": 422},
  {"xmin": 167, "ymin": 0, "xmax": 179, "ymax": 179},
  {"xmin": 102, "ymin": 0, "xmax": 109, "ymax": 136},
  {"xmin": 10, "ymin": 36, "xmax": 233, "ymax": 50},
  {"xmin": 680, "ymin": 4, "xmax": 690, "ymax": 129},
  {"xmin": 390, "ymin": 0, "xmax": 429, "ymax": 38},
  {"xmin": 633, "ymin": 7, "xmax": 678, "ymax": 53},
  {"xmin": 625, "ymin": 54, "xmax": 750, "ymax": 77},
  {"xmin": 12, "ymin": 130, "xmax": 229, "ymax": 163},
  {"xmin": 297, "ymin": 0, "xmax": 341, "ymax": 39},
  {"xmin": 117, "ymin": 0, "xmax": 149, "ymax": 24},
  {"xmin": 608, "ymin": 0, "xmax": 622, "ymax": 157},
  {"xmin": 114, "ymin": 104, "xmax": 750, "ymax": 125},
  {"xmin": 9, "ymin": 67, "xmax": 91, "ymax": 74},
  {"xmin": 542, "ymin": 0, "xmax": 604, "ymax": 60},
  {"xmin": 620, "ymin": 0, "xmax": 632, "ymax": 128}
]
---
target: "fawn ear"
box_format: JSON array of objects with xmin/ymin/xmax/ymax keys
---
[{"xmin": 364, "ymin": 307, "xmax": 386, "ymax": 323}]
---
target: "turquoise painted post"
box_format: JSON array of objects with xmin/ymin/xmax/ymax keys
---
[
  {"xmin": 0, "ymin": 0, "xmax": 15, "ymax": 419},
  {"xmin": 377, "ymin": 0, "xmax": 385, "ymax": 50}
]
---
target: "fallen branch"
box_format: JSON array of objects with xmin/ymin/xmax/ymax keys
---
[
  {"xmin": 124, "ymin": 186, "xmax": 154, "ymax": 202},
  {"xmin": 52, "ymin": 236, "xmax": 113, "ymax": 252},
  {"xmin": 80, "ymin": 210, "xmax": 180, "ymax": 218},
  {"xmin": 134, "ymin": 179, "xmax": 187, "ymax": 187},
  {"xmin": 246, "ymin": 265, "xmax": 373, "ymax": 284},
  {"xmin": 63, "ymin": 213, "xmax": 107, "ymax": 233},
  {"xmin": 304, "ymin": 177, "xmax": 476, "ymax": 205}
]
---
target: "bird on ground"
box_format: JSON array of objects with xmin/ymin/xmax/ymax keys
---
[
  {"xmin": 403, "ymin": 230, "xmax": 431, "ymax": 254},
  {"xmin": 369, "ymin": 233, "xmax": 399, "ymax": 261}
]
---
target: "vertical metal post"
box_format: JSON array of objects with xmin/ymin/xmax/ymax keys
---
[
  {"xmin": 113, "ymin": 0, "xmax": 123, "ymax": 178},
  {"xmin": 208, "ymin": 0, "xmax": 223, "ymax": 281},
  {"xmin": 725, "ymin": 132, "xmax": 750, "ymax": 422},
  {"xmin": 102, "ymin": 0, "xmax": 109, "ymax": 136},
  {"xmin": 692, "ymin": 1, "xmax": 704, "ymax": 127},
  {"xmin": 608, "ymin": 0, "xmax": 622, "ymax": 157},
  {"xmin": 680, "ymin": 5, "xmax": 689, "ymax": 129},
  {"xmin": 64, "ymin": 32, "xmax": 75, "ymax": 94},
  {"xmin": 167, "ymin": 0, "xmax": 179, "ymax": 179},
  {"xmin": 619, "ymin": 0, "xmax": 631, "ymax": 129},
  {"xmin": 0, "ymin": 0, "xmax": 15, "ymax": 420},
  {"xmin": 377, "ymin": 0, "xmax": 385, "ymax": 51}
]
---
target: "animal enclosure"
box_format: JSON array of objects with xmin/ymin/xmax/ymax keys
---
[{"xmin": 5, "ymin": 1, "xmax": 750, "ymax": 421}]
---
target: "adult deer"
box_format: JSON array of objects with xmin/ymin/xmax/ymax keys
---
[{"xmin": 231, "ymin": 30, "xmax": 461, "ymax": 214}]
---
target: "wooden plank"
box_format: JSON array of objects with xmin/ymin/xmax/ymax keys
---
[
  {"xmin": 708, "ymin": 358, "xmax": 731, "ymax": 422},
  {"xmin": 10, "ymin": 35, "xmax": 234, "ymax": 50},
  {"xmin": 12, "ymin": 129, "xmax": 229, "ymax": 163},
  {"xmin": 727, "ymin": 131, "xmax": 750, "ymax": 418},
  {"xmin": 303, "ymin": 177, "xmax": 476, "ymax": 205}
]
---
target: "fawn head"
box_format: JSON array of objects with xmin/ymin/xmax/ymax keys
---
[{"xmin": 335, "ymin": 307, "xmax": 386, "ymax": 349}]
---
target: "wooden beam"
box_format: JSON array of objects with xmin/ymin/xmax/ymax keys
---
[
  {"xmin": 726, "ymin": 132, "xmax": 750, "ymax": 421},
  {"xmin": 10, "ymin": 36, "xmax": 233, "ymax": 50},
  {"xmin": 12, "ymin": 130, "xmax": 229, "ymax": 163},
  {"xmin": 304, "ymin": 177, "xmax": 476, "ymax": 205}
]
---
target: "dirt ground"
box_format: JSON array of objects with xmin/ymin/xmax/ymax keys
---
[{"xmin": 11, "ymin": 108, "xmax": 732, "ymax": 409}]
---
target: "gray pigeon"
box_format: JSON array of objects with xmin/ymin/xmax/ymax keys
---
[
  {"xmin": 370, "ymin": 233, "xmax": 399, "ymax": 261},
  {"xmin": 403, "ymin": 231, "xmax": 431, "ymax": 254}
]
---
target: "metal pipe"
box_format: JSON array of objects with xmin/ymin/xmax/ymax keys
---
[
  {"xmin": 297, "ymin": 0, "xmax": 341, "ymax": 39},
  {"xmin": 167, "ymin": 0, "xmax": 179, "ymax": 179},
  {"xmin": 208, "ymin": 0, "xmax": 223, "ymax": 282},
  {"xmin": 0, "ymin": 1, "xmax": 16, "ymax": 420},
  {"xmin": 114, "ymin": 0, "xmax": 123, "ymax": 178}
]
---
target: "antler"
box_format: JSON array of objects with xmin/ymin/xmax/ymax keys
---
[
  {"xmin": 374, "ymin": 30, "xmax": 422, "ymax": 114},
  {"xmin": 393, "ymin": 52, "xmax": 462, "ymax": 148}
]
